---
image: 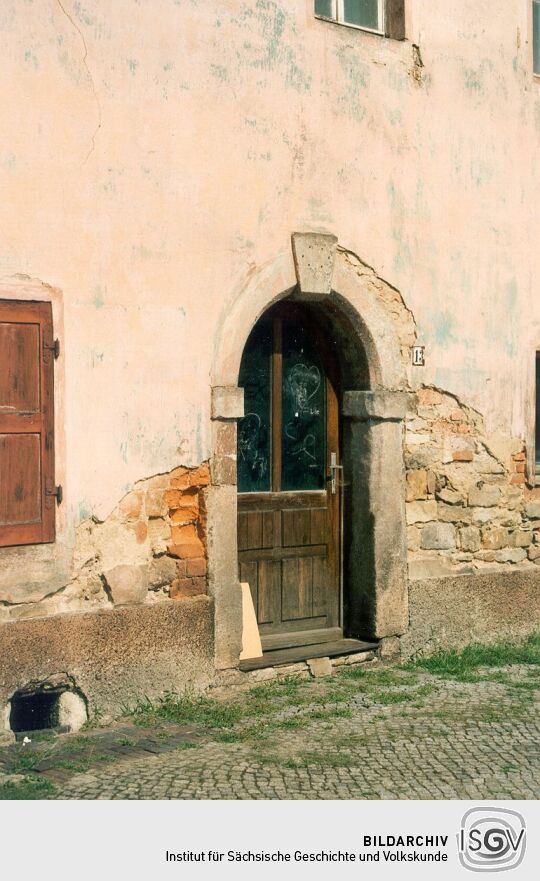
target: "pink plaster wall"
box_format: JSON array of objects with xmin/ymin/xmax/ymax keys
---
[{"xmin": 0, "ymin": 0, "xmax": 538, "ymax": 527}]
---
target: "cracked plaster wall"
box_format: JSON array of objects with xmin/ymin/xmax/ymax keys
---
[{"xmin": 0, "ymin": 1, "xmax": 539, "ymax": 614}]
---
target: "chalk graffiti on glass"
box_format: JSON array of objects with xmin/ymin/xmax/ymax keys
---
[
  {"xmin": 282, "ymin": 323, "xmax": 326, "ymax": 491},
  {"xmin": 237, "ymin": 319, "xmax": 272, "ymax": 492}
]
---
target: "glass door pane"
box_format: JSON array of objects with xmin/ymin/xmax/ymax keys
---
[
  {"xmin": 281, "ymin": 321, "xmax": 326, "ymax": 491},
  {"xmin": 238, "ymin": 318, "xmax": 272, "ymax": 492}
]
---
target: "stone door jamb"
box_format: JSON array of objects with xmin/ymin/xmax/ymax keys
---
[
  {"xmin": 342, "ymin": 391, "xmax": 409, "ymax": 639},
  {"xmin": 207, "ymin": 386, "xmax": 244, "ymax": 670}
]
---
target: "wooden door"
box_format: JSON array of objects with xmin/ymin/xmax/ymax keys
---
[{"xmin": 237, "ymin": 303, "xmax": 341, "ymax": 650}]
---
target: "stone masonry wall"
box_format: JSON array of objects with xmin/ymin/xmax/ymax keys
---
[
  {"xmin": 0, "ymin": 463, "xmax": 210, "ymax": 623},
  {"xmin": 405, "ymin": 387, "xmax": 540, "ymax": 579}
]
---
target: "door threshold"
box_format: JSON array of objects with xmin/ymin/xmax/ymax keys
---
[
  {"xmin": 262, "ymin": 627, "xmax": 343, "ymax": 651},
  {"xmin": 239, "ymin": 638, "xmax": 379, "ymax": 672}
]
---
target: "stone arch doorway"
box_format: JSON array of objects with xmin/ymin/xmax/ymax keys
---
[{"xmin": 209, "ymin": 235, "xmax": 411, "ymax": 669}]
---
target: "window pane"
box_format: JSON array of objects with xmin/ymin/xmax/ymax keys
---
[
  {"xmin": 281, "ymin": 322, "xmax": 326, "ymax": 491},
  {"xmin": 315, "ymin": 0, "xmax": 334, "ymax": 18},
  {"xmin": 238, "ymin": 319, "xmax": 272, "ymax": 492},
  {"xmin": 534, "ymin": 1, "xmax": 540, "ymax": 74},
  {"xmin": 343, "ymin": 0, "xmax": 380, "ymax": 30}
]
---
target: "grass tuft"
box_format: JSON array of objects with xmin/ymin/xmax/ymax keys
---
[
  {"xmin": 0, "ymin": 776, "xmax": 56, "ymax": 800},
  {"xmin": 410, "ymin": 634, "xmax": 540, "ymax": 681},
  {"xmin": 128, "ymin": 692, "xmax": 244, "ymax": 730}
]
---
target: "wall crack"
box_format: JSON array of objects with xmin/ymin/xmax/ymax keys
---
[
  {"xmin": 410, "ymin": 43, "xmax": 425, "ymax": 86},
  {"xmin": 55, "ymin": 0, "xmax": 102, "ymax": 165}
]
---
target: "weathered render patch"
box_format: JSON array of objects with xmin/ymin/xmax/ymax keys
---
[
  {"xmin": 338, "ymin": 245, "xmax": 417, "ymax": 369},
  {"xmin": 230, "ymin": 1, "xmax": 311, "ymax": 93},
  {"xmin": 0, "ymin": 463, "xmax": 210, "ymax": 622}
]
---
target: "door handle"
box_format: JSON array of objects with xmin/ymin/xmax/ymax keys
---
[{"xmin": 328, "ymin": 452, "xmax": 342, "ymax": 495}]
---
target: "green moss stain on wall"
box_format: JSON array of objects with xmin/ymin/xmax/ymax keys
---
[
  {"xmin": 428, "ymin": 310, "xmax": 459, "ymax": 348},
  {"xmin": 231, "ymin": 1, "xmax": 311, "ymax": 92},
  {"xmin": 333, "ymin": 44, "xmax": 369, "ymax": 123},
  {"xmin": 484, "ymin": 279, "xmax": 518, "ymax": 359}
]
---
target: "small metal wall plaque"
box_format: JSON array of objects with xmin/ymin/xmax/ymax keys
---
[{"xmin": 412, "ymin": 346, "xmax": 425, "ymax": 367}]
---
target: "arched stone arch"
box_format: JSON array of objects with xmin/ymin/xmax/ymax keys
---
[
  {"xmin": 211, "ymin": 246, "xmax": 411, "ymax": 392},
  {"xmin": 211, "ymin": 251, "xmax": 295, "ymax": 389},
  {"xmin": 208, "ymin": 237, "xmax": 412, "ymax": 670}
]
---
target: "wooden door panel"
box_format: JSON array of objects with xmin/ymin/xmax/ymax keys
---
[
  {"xmin": 257, "ymin": 560, "xmax": 280, "ymax": 625},
  {"xmin": 0, "ymin": 322, "xmax": 40, "ymax": 414},
  {"xmin": 239, "ymin": 510, "xmax": 278, "ymax": 551},
  {"xmin": 239, "ymin": 491, "xmax": 326, "ymax": 511},
  {"xmin": 259, "ymin": 615, "xmax": 327, "ymax": 637},
  {"xmin": 310, "ymin": 508, "xmax": 327, "ymax": 543},
  {"xmin": 282, "ymin": 556, "xmax": 313, "ymax": 621},
  {"xmin": 237, "ymin": 512, "xmax": 248, "ymax": 550},
  {"xmin": 239, "ymin": 544, "xmax": 326, "ymax": 562},
  {"xmin": 312, "ymin": 556, "xmax": 331, "ymax": 618},
  {"xmin": 247, "ymin": 511, "xmax": 263, "ymax": 549},
  {"xmin": 0, "ymin": 434, "xmax": 41, "ymax": 525},
  {"xmin": 282, "ymin": 509, "xmax": 310, "ymax": 546},
  {"xmin": 262, "ymin": 511, "xmax": 275, "ymax": 547}
]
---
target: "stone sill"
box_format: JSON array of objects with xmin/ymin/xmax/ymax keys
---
[
  {"xmin": 1, "ymin": 595, "xmax": 211, "ymax": 627},
  {"xmin": 408, "ymin": 563, "xmax": 539, "ymax": 582}
]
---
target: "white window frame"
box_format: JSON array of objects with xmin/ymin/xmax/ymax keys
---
[{"xmin": 315, "ymin": 0, "xmax": 386, "ymax": 37}]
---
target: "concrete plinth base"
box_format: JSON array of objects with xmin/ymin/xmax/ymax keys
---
[
  {"xmin": 401, "ymin": 568, "xmax": 540, "ymax": 659},
  {"xmin": 0, "ymin": 598, "xmax": 214, "ymax": 722}
]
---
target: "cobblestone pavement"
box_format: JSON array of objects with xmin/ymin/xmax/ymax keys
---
[{"xmin": 46, "ymin": 669, "xmax": 539, "ymax": 800}]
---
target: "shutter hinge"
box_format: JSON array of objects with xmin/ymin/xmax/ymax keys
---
[
  {"xmin": 46, "ymin": 485, "xmax": 63, "ymax": 505},
  {"xmin": 43, "ymin": 338, "xmax": 60, "ymax": 359}
]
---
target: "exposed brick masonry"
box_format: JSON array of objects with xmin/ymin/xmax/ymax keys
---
[
  {"xmin": 166, "ymin": 464, "xmax": 209, "ymax": 599},
  {"xmin": 118, "ymin": 463, "xmax": 210, "ymax": 602}
]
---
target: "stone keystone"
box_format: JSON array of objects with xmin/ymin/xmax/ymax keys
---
[{"xmin": 292, "ymin": 232, "xmax": 338, "ymax": 298}]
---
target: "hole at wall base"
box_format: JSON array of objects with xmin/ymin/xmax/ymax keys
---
[{"xmin": 8, "ymin": 687, "xmax": 88, "ymax": 735}]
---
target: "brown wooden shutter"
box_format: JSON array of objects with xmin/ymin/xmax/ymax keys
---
[{"xmin": 0, "ymin": 300, "xmax": 56, "ymax": 547}]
